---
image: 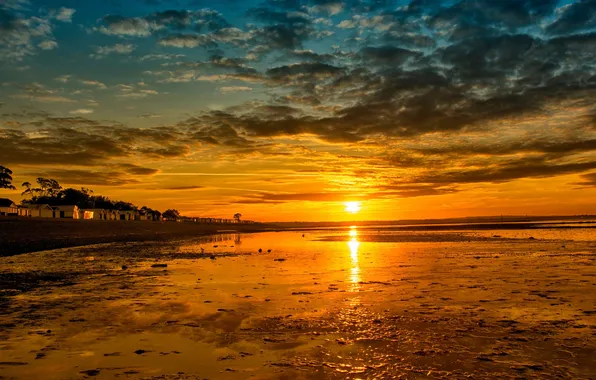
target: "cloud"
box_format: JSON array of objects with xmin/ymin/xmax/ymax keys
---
[
  {"xmin": 157, "ymin": 33, "xmax": 215, "ymax": 48},
  {"xmin": 80, "ymin": 80, "xmax": 107, "ymax": 89},
  {"xmin": 116, "ymin": 84, "xmax": 159, "ymax": 98},
  {"xmin": 220, "ymin": 86, "xmax": 252, "ymax": 94},
  {"xmin": 118, "ymin": 163, "xmax": 159, "ymax": 175},
  {"xmin": 140, "ymin": 53, "xmax": 185, "ymax": 61},
  {"xmin": 38, "ymin": 169, "xmax": 145, "ymax": 186},
  {"xmin": 54, "ymin": 7, "xmax": 75, "ymax": 22},
  {"xmin": 546, "ymin": 0, "xmax": 596, "ymax": 35},
  {"xmin": 96, "ymin": 15, "xmax": 160, "ymax": 37},
  {"xmin": 69, "ymin": 109, "xmax": 94, "ymax": 115},
  {"xmin": 573, "ymin": 172, "xmax": 596, "ymax": 187},
  {"xmin": 0, "ymin": 6, "xmax": 57, "ymax": 61},
  {"xmin": 54, "ymin": 75, "xmax": 71, "ymax": 83},
  {"xmin": 308, "ymin": 2, "xmax": 344, "ymax": 16},
  {"xmin": 11, "ymin": 94, "xmax": 75, "ymax": 103},
  {"xmin": 163, "ymin": 186, "xmax": 205, "ymax": 190},
  {"xmin": 91, "ymin": 43, "xmax": 135, "ymax": 59},
  {"xmin": 95, "ymin": 9, "xmax": 230, "ymax": 40},
  {"xmin": 38, "ymin": 40, "xmax": 58, "ymax": 50}
]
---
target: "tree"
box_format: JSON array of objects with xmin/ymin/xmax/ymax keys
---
[
  {"xmin": 113, "ymin": 201, "xmax": 136, "ymax": 211},
  {"xmin": 234, "ymin": 213, "xmax": 242, "ymax": 223},
  {"xmin": 90, "ymin": 195, "xmax": 114, "ymax": 209},
  {"xmin": 22, "ymin": 177, "xmax": 62, "ymax": 199},
  {"xmin": 140, "ymin": 206, "xmax": 161, "ymax": 221},
  {"xmin": 0, "ymin": 165, "xmax": 16, "ymax": 190},
  {"xmin": 163, "ymin": 209, "xmax": 180, "ymax": 220},
  {"xmin": 36, "ymin": 178, "xmax": 62, "ymax": 197},
  {"xmin": 59, "ymin": 188, "xmax": 94, "ymax": 208}
]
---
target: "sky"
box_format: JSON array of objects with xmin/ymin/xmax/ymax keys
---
[{"xmin": 1, "ymin": 0, "xmax": 595, "ymax": 222}]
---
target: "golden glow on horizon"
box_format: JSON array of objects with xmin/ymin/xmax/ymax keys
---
[{"xmin": 345, "ymin": 201, "xmax": 361, "ymax": 214}]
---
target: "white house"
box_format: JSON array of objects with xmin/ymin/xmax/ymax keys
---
[
  {"xmin": 17, "ymin": 205, "xmax": 31, "ymax": 217},
  {"xmin": 118, "ymin": 210, "xmax": 138, "ymax": 221},
  {"xmin": 53, "ymin": 205, "xmax": 80, "ymax": 219},
  {"xmin": 108, "ymin": 210, "xmax": 119, "ymax": 220},
  {"xmin": 81, "ymin": 209, "xmax": 109, "ymax": 220},
  {"xmin": 0, "ymin": 198, "xmax": 18, "ymax": 216},
  {"xmin": 27, "ymin": 204, "xmax": 54, "ymax": 218}
]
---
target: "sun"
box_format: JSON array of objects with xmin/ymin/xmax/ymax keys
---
[{"xmin": 344, "ymin": 201, "xmax": 361, "ymax": 214}]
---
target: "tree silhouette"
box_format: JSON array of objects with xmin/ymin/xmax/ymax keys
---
[
  {"xmin": 163, "ymin": 209, "xmax": 180, "ymax": 220},
  {"xmin": 234, "ymin": 213, "xmax": 242, "ymax": 223},
  {"xmin": 0, "ymin": 165, "xmax": 16, "ymax": 190},
  {"xmin": 21, "ymin": 181, "xmax": 33, "ymax": 197}
]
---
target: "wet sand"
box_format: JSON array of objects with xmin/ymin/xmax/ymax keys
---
[
  {"xmin": 0, "ymin": 218, "xmax": 273, "ymax": 257},
  {"xmin": 1, "ymin": 228, "xmax": 595, "ymax": 379}
]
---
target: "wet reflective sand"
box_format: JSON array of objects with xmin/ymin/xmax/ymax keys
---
[{"xmin": 1, "ymin": 227, "xmax": 595, "ymax": 379}]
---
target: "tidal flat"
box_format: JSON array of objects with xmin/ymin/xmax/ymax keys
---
[{"xmin": 1, "ymin": 226, "xmax": 595, "ymax": 379}]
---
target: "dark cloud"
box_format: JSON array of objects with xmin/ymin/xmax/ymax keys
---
[
  {"xmin": 118, "ymin": 164, "xmax": 159, "ymax": 175},
  {"xmin": 416, "ymin": 161, "xmax": 596, "ymax": 186},
  {"xmin": 0, "ymin": 128, "xmax": 126, "ymax": 166},
  {"xmin": 98, "ymin": 8, "xmax": 230, "ymax": 43},
  {"xmin": 163, "ymin": 185, "xmax": 205, "ymax": 190},
  {"xmin": 266, "ymin": 62, "xmax": 344, "ymax": 80},
  {"xmin": 573, "ymin": 172, "xmax": 596, "ymax": 187},
  {"xmin": 413, "ymin": 139, "xmax": 596, "ymax": 157},
  {"xmin": 234, "ymin": 183, "xmax": 458, "ymax": 204},
  {"xmin": 361, "ymin": 46, "xmax": 422, "ymax": 66},
  {"xmin": 38, "ymin": 169, "xmax": 142, "ymax": 186},
  {"xmin": 284, "ymin": 49, "xmax": 336, "ymax": 63},
  {"xmin": 546, "ymin": 0, "xmax": 596, "ymax": 35},
  {"xmin": 0, "ymin": 116, "xmax": 191, "ymax": 165}
]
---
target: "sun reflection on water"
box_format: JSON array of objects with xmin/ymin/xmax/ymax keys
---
[{"xmin": 347, "ymin": 226, "xmax": 361, "ymax": 293}]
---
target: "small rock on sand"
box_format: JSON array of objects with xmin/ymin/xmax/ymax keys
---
[
  {"xmin": 80, "ymin": 369, "xmax": 100, "ymax": 376},
  {"xmin": 151, "ymin": 264, "xmax": 167, "ymax": 268},
  {"xmin": 274, "ymin": 258, "xmax": 286, "ymax": 262}
]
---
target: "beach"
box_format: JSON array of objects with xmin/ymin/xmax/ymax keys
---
[
  {"xmin": 1, "ymin": 225, "xmax": 595, "ymax": 379},
  {"xmin": 0, "ymin": 218, "xmax": 274, "ymax": 257}
]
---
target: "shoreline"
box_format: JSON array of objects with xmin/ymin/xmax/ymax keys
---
[
  {"xmin": 0, "ymin": 217, "xmax": 277, "ymax": 257},
  {"xmin": 2, "ymin": 216, "xmax": 594, "ymax": 257}
]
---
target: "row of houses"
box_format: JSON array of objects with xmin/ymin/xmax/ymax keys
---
[
  {"xmin": 0, "ymin": 199, "xmax": 255, "ymax": 223},
  {"xmin": 0, "ymin": 199, "xmax": 158, "ymax": 221}
]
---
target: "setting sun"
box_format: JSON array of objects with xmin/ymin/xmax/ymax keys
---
[{"xmin": 345, "ymin": 202, "xmax": 361, "ymax": 214}]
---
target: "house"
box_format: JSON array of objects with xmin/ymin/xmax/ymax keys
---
[
  {"xmin": 108, "ymin": 210, "xmax": 119, "ymax": 220},
  {"xmin": 81, "ymin": 209, "xmax": 109, "ymax": 220},
  {"xmin": 118, "ymin": 210, "xmax": 138, "ymax": 221},
  {"xmin": 52, "ymin": 205, "xmax": 80, "ymax": 219},
  {"xmin": 17, "ymin": 205, "xmax": 31, "ymax": 217},
  {"xmin": 0, "ymin": 198, "xmax": 18, "ymax": 216},
  {"xmin": 27, "ymin": 204, "xmax": 54, "ymax": 218}
]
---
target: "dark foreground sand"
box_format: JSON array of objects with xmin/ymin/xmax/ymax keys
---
[
  {"xmin": 0, "ymin": 217, "xmax": 274, "ymax": 257},
  {"xmin": 0, "ymin": 228, "xmax": 595, "ymax": 379}
]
